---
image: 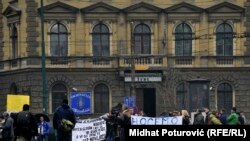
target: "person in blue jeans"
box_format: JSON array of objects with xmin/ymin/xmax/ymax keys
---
[{"xmin": 37, "ymin": 116, "xmax": 50, "ymax": 141}]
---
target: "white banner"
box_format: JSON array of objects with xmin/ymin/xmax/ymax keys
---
[
  {"xmin": 131, "ymin": 116, "xmax": 183, "ymax": 125},
  {"xmin": 72, "ymin": 118, "xmax": 106, "ymax": 141}
]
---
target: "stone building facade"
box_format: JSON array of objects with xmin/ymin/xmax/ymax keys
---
[{"xmin": 0, "ymin": 0, "xmax": 249, "ymax": 119}]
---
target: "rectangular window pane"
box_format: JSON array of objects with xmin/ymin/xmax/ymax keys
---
[
  {"xmin": 216, "ymin": 44, "xmax": 223, "ymax": 56},
  {"xmin": 184, "ymin": 39, "xmax": 192, "ymax": 56},
  {"xmin": 216, "ymin": 35, "xmax": 224, "ymax": 56},
  {"xmin": 143, "ymin": 35, "xmax": 150, "ymax": 54},
  {"xmin": 134, "ymin": 35, "xmax": 141, "ymax": 54},
  {"xmin": 101, "ymin": 35, "xmax": 110, "ymax": 56},
  {"xmin": 175, "ymin": 41, "xmax": 183, "ymax": 56},
  {"xmin": 93, "ymin": 35, "xmax": 101, "ymax": 56},
  {"xmin": 59, "ymin": 34, "xmax": 68, "ymax": 56},
  {"xmin": 12, "ymin": 38, "xmax": 18, "ymax": 59},
  {"xmin": 51, "ymin": 35, "xmax": 59, "ymax": 56}
]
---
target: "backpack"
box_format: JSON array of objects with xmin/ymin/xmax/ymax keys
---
[
  {"xmin": 17, "ymin": 111, "xmax": 30, "ymax": 126},
  {"xmin": 59, "ymin": 118, "xmax": 74, "ymax": 133}
]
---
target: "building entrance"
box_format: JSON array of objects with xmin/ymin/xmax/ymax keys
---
[{"xmin": 136, "ymin": 88, "xmax": 156, "ymax": 117}]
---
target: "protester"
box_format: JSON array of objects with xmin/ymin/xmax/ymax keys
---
[
  {"xmin": 160, "ymin": 112, "xmax": 169, "ymax": 117},
  {"xmin": 203, "ymin": 107, "xmax": 211, "ymax": 125},
  {"xmin": 37, "ymin": 116, "xmax": 50, "ymax": 141},
  {"xmin": 53, "ymin": 99, "xmax": 76, "ymax": 141},
  {"xmin": 119, "ymin": 107, "xmax": 133, "ymax": 141},
  {"xmin": 219, "ymin": 109, "xmax": 227, "ymax": 125},
  {"xmin": 181, "ymin": 110, "xmax": 190, "ymax": 125},
  {"xmin": 16, "ymin": 104, "xmax": 37, "ymax": 141},
  {"xmin": 227, "ymin": 107, "xmax": 239, "ymax": 125},
  {"xmin": 0, "ymin": 115, "xmax": 4, "ymax": 141},
  {"xmin": 193, "ymin": 109, "xmax": 204, "ymax": 125},
  {"xmin": 240, "ymin": 111, "xmax": 247, "ymax": 124},
  {"xmin": 138, "ymin": 109, "xmax": 147, "ymax": 117},
  {"xmin": 209, "ymin": 111, "xmax": 222, "ymax": 125},
  {"xmin": 0, "ymin": 112, "xmax": 14, "ymax": 141}
]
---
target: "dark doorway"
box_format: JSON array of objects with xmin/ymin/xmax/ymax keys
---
[{"xmin": 136, "ymin": 88, "xmax": 156, "ymax": 117}]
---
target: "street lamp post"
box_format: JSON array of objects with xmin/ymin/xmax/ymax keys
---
[
  {"xmin": 130, "ymin": 22, "xmax": 136, "ymax": 100},
  {"xmin": 40, "ymin": 0, "xmax": 47, "ymax": 114}
]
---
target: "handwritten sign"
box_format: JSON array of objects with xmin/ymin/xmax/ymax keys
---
[
  {"xmin": 72, "ymin": 118, "xmax": 106, "ymax": 141},
  {"xmin": 131, "ymin": 115, "xmax": 183, "ymax": 125}
]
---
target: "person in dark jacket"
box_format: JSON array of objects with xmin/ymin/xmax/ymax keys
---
[
  {"xmin": 0, "ymin": 112, "xmax": 14, "ymax": 141},
  {"xmin": 237, "ymin": 112, "xmax": 245, "ymax": 125},
  {"xmin": 193, "ymin": 109, "xmax": 205, "ymax": 125},
  {"xmin": 16, "ymin": 104, "xmax": 37, "ymax": 141},
  {"xmin": 203, "ymin": 107, "xmax": 211, "ymax": 125},
  {"xmin": 219, "ymin": 109, "xmax": 227, "ymax": 125},
  {"xmin": 53, "ymin": 99, "xmax": 76, "ymax": 141}
]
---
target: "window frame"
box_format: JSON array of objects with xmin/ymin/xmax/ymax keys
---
[
  {"xmin": 93, "ymin": 83, "xmax": 110, "ymax": 113},
  {"xmin": 216, "ymin": 23, "xmax": 234, "ymax": 56},
  {"xmin": 133, "ymin": 23, "xmax": 151, "ymax": 55},
  {"xmin": 174, "ymin": 22, "xmax": 193, "ymax": 56},
  {"xmin": 49, "ymin": 23, "xmax": 69, "ymax": 57},
  {"xmin": 217, "ymin": 83, "xmax": 233, "ymax": 114},
  {"xmin": 10, "ymin": 25, "xmax": 18, "ymax": 59},
  {"xmin": 92, "ymin": 23, "xmax": 110, "ymax": 57}
]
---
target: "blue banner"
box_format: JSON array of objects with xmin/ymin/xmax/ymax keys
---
[{"xmin": 70, "ymin": 92, "xmax": 91, "ymax": 114}]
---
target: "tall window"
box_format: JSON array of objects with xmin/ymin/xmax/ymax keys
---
[
  {"xmin": 50, "ymin": 23, "xmax": 68, "ymax": 56},
  {"xmin": 217, "ymin": 83, "xmax": 233, "ymax": 114},
  {"xmin": 216, "ymin": 23, "xmax": 233, "ymax": 56},
  {"xmin": 175, "ymin": 23, "xmax": 192, "ymax": 56},
  {"xmin": 51, "ymin": 83, "xmax": 67, "ymax": 113},
  {"xmin": 10, "ymin": 25, "xmax": 18, "ymax": 59},
  {"xmin": 92, "ymin": 23, "xmax": 110, "ymax": 56},
  {"xmin": 134, "ymin": 23, "xmax": 151, "ymax": 54},
  {"xmin": 94, "ymin": 84, "xmax": 109, "ymax": 113},
  {"xmin": 176, "ymin": 83, "xmax": 187, "ymax": 110}
]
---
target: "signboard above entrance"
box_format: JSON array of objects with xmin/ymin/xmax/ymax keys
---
[
  {"xmin": 124, "ymin": 73, "xmax": 162, "ymax": 82},
  {"xmin": 135, "ymin": 65, "xmax": 149, "ymax": 70}
]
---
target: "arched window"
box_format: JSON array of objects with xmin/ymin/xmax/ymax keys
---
[
  {"xmin": 50, "ymin": 23, "xmax": 68, "ymax": 56},
  {"xmin": 51, "ymin": 83, "xmax": 67, "ymax": 113},
  {"xmin": 94, "ymin": 84, "xmax": 109, "ymax": 113},
  {"xmin": 217, "ymin": 83, "xmax": 233, "ymax": 114},
  {"xmin": 175, "ymin": 23, "xmax": 192, "ymax": 56},
  {"xmin": 10, "ymin": 25, "xmax": 18, "ymax": 59},
  {"xmin": 216, "ymin": 23, "xmax": 233, "ymax": 56},
  {"xmin": 92, "ymin": 23, "xmax": 110, "ymax": 56},
  {"xmin": 134, "ymin": 23, "xmax": 151, "ymax": 54},
  {"xmin": 176, "ymin": 83, "xmax": 187, "ymax": 110},
  {"xmin": 9, "ymin": 83, "xmax": 18, "ymax": 94}
]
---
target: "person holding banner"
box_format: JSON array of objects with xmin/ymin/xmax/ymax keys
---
[
  {"xmin": 119, "ymin": 107, "xmax": 133, "ymax": 141},
  {"xmin": 181, "ymin": 110, "xmax": 190, "ymax": 125}
]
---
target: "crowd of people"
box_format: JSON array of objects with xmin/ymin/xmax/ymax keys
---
[
  {"xmin": 101, "ymin": 104, "xmax": 248, "ymax": 140},
  {"xmin": 0, "ymin": 99, "xmax": 76, "ymax": 141},
  {"xmin": 0, "ymin": 100, "xmax": 248, "ymax": 141}
]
